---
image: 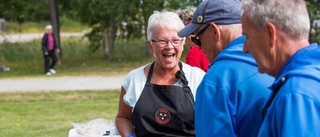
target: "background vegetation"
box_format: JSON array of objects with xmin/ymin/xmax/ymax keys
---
[
  {"xmin": 4, "ymin": 19, "xmax": 86, "ymax": 33},
  {"xmin": 0, "ymin": 0, "xmax": 202, "ymax": 61},
  {"xmin": 0, "ymin": 0, "xmax": 319, "ymax": 136},
  {"xmin": 0, "ymin": 36, "xmax": 163, "ymax": 78},
  {"xmin": 0, "ymin": 0, "xmax": 319, "ymax": 62}
]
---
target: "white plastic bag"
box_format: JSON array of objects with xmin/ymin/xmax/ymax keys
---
[{"xmin": 70, "ymin": 118, "xmax": 119, "ymax": 137}]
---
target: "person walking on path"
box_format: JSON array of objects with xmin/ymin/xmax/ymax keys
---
[{"xmin": 42, "ymin": 24, "xmax": 60, "ymax": 76}]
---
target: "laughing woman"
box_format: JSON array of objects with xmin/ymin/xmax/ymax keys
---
[{"xmin": 115, "ymin": 11, "xmax": 205, "ymax": 137}]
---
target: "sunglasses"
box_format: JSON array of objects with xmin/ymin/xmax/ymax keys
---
[{"xmin": 190, "ymin": 24, "xmax": 209, "ymax": 47}]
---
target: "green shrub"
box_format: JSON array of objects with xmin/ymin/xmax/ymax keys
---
[
  {"xmin": 0, "ymin": 41, "xmax": 42, "ymax": 62},
  {"xmin": 0, "ymin": 37, "xmax": 153, "ymax": 77},
  {"xmin": 0, "ymin": 33, "xmax": 191, "ymax": 78},
  {"xmin": 4, "ymin": 22, "xmax": 47, "ymax": 33},
  {"xmin": 310, "ymin": 34, "xmax": 320, "ymax": 43},
  {"xmin": 3, "ymin": 18, "xmax": 87, "ymax": 34},
  {"xmin": 113, "ymin": 38, "xmax": 149, "ymax": 62}
]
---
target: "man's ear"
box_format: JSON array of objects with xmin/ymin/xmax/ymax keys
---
[
  {"xmin": 266, "ymin": 22, "xmax": 276, "ymax": 48},
  {"xmin": 210, "ymin": 22, "xmax": 221, "ymax": 42}
]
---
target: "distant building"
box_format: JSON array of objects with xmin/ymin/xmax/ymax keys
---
[{"xmin": 0, "ymin": 18, "xmax": 5, "ymax": 33}]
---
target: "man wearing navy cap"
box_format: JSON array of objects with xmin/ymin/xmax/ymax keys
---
[{"xmin": 178, "ymin": 0, "xmax": 274, "ymax": 136}]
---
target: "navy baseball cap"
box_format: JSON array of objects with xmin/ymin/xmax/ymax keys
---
[{"xmin": 178, "ymin": 0, "xmax": 241, "ymax": 37}]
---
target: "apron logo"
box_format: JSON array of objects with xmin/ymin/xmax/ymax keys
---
[{"xmin": 155, "ymin": 108, "xmax": 171, "ymax": 125}]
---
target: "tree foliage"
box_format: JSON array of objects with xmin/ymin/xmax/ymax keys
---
[
  {"xmin": 64, "ymin": 0, "xmax": 201, "ymax": 60},
  {"xmin": 1, "ymin": 0, "xmax": 318, "ymax": 60},
  {"xmin": 0, "ymin": 0, "xmax": 49, "ymax": 23},
  {"xmin": 306, "ymin": 0, "xmax": 320, "ymax": 43}
]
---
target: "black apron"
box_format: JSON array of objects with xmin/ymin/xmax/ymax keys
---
[{"xmin": 131, "ymin": 62, "xmax": 195, "ymax": 137}]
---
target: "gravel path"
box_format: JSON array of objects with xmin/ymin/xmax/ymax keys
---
[{"xmin": 0, "ymin": 76, "xmax": 124, "ymax": 92}]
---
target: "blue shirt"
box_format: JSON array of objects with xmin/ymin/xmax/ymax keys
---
[
  {"xmin": 195, "ymin": 36, "xmax": 274, "ymax": 137},
  {"xmin": 258, "ymin": 43, "xmax": 320, "ymax": 137}
]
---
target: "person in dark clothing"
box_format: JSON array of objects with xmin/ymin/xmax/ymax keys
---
[{"xmin": 42, "ymin": 24, "xmax": 60, "ymax": 76}]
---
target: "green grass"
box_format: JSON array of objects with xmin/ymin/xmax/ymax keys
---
[
  {"xmin": 0, "ymin": 37, "xmax": 154, "ymax": 78},
  {"xmin": 0, "ymin": 90, "xmax": 120, "ymax": 137},
  {"xmin": 0, "ymin": 57, "xmax": 152, "ymax": 78},
  {"xmin": 0, "ymin": 36, "xmax": 187, "ymax": 78}
]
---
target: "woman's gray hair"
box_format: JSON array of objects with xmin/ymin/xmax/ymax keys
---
[
  {"xmin": 147, "ymin": 11, "xmax": 185, "ymax": 40},
  {"xmin": 242, "ymin": 0, "xmax": 310, "ymax": 39},
  {"xmin": 177, "ymin": 6, "xmax": 197, "ymax": 25}
]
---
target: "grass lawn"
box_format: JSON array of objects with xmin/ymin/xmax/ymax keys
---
[{"xmin": 0, "ymin": 90, "xmax": 120, "ymax": 137}]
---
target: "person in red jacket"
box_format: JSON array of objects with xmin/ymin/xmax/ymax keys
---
[{"xmin": 178, "ymin": 7, "xmax": 210, "ymax": 72}]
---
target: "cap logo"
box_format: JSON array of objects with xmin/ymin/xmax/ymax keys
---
[
  {"xmin": 198, "ymin": 0, "xmax": 210, "ymax": 24},
  {"xmin": 197, "ymin": 16, "xmax": 203, "ymax": 23}
]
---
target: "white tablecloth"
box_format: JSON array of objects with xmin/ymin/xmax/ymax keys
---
[{"xmin": 68, "ymin": 128, "xmax": 121, "ymax": 137}]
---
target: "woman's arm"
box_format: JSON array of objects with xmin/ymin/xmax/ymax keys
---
[{"xmin": 115, "ymin": 87, "xmax": 136, "ymax": 137}]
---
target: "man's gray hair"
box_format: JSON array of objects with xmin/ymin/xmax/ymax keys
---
[
  {"xmin": 218, "ymin": 24, "xmax": 242, "ymax": 34},
  {"xmin": 242, "ymin": 0, "xmax": 310, "ymax": 39}
]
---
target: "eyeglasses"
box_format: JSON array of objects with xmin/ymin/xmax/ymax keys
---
[
  {"xmin": 190, "ymin": 24, "xmax": 209, "ymax": 47},
  {"xmin": 151, "ymin": 38, "xmax": 183, "ymax": 48}
]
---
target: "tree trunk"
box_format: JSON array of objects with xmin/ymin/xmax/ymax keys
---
[
  {"xmin": 141, "ymin": 3, "xmax": 152, "ymax": 58},
  {"xmin": 103, "ymin": 15, "xmax": 117, "ymax": 61},
  {"xmin": 49, "ymin": 0, "xmax": 61, "ymax": 64}
]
